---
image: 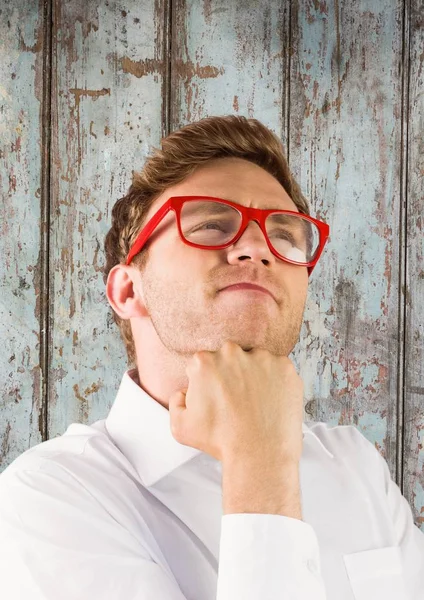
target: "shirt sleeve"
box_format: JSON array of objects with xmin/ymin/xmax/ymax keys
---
[
  {"xmin": 0, "ymin": 467, "xmax": 187, "ymax": 600},
  {"xmin": 0, "ymin": 465, "xmax": 328, "ymax": 600},
  {"xmin": 217, "ymin": 513, "xmax": 327, "ymax": 599}
]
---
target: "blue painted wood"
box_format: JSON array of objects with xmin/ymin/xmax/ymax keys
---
[
  {"xmin": 290, "ymin": 0, "xmax": 424, "ymax": 530},
  {"xmin": 0, "ymin": 1, "xmax": 44, "ymax": 467},
  {"xmin": 172, "ymin": 0, "xmax": 291, "ymax": 146},
  {"xmin": 290, "ymin": 0, "xmax": 410, "ymax": 508},
  {"xmin": 47, "ymin": 0, "xmax": 165, "ymax": 437},
  {"xmin": 403, "ymin": 0, "xmax": 424, "ymax": 530}
]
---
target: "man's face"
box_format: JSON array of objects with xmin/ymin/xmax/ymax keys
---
[{"xmin": 133, "ymin": 157, "xmax": 309, "ymax": 357}]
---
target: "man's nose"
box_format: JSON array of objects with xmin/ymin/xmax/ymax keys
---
[{"xmin": 226, "ymin": 220, "xmax": 275, "ymax": 264}]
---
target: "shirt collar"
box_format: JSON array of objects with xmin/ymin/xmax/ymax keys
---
[{"xmin": 105, "ymin": 369, "xmax": 334, "ymax": 488}]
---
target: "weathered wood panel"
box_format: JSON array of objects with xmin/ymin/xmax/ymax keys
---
[
  {"xmin": 403, "ymin": 0, "xmax": 424, "ymax": 528},
  {"xmin": 289, "ymin": 0, "xmax": 405, "ymax": 503},
  {"xmin": 0, "ymin": 2, "xmax": 45, "ymax": 466},
  {"xmin": 172, "ymin": 0, "xmax": 291, "ymax": 147},
  {"xmin": 48, "ymin": 0, "xmax": 166, "ymax": 436}
]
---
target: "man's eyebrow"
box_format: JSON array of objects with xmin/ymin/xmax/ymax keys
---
[
  {"xmin": 269, "ymin": 213, "xmax": 302, "ymax": 224},
  {"xmin": 223, "ymin": 198, "xmax": 297, "ymax": 212},
  {"xmin": 184, "ymin": 198, "xmax": 299, "ymax": 214},
  {"xmin": 183, "ymin": 201, "xmax": 233, "ymax": 214}
]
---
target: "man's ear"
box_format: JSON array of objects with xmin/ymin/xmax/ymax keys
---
[{"xmin": 105, "ymin": 264, "xmax": 148, "ymax": 318}]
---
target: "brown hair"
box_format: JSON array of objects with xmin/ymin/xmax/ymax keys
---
[{"xmin": 103, "ymin": 115, "xmax": 310, "ymax": 365}]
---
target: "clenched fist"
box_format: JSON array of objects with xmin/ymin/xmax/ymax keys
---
[{"xmin": 168, "ymin": 340, "xmax": 304, "ymax": 467}]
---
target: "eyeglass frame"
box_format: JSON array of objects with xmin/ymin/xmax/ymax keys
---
[{"xmin": 125, "ymin": 195, "xmax": 330, "ymax": 276}]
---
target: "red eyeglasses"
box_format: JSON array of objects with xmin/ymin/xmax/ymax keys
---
[{"xmin": 126, "ymin": 195, "xmax": 330, "ymax": 276}]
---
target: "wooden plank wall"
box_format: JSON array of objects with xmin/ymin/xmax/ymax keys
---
[{"xmin": 1, "ymin": 0, "xmax": 423, "ymax": 531}]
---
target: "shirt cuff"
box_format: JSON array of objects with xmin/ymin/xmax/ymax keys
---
[{"xmin": 216, "ymin": 514, "xmax": 327, "ymax": 599}]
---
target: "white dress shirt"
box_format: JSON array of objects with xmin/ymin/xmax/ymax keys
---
[{"xmin": 0, "ymin": 368, "xmax": 423, "ymax": 600}]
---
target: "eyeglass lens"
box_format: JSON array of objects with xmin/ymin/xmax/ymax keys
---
[{"xmin": 180, "ymin": 200, "xmax": 318, "ymax": 264}]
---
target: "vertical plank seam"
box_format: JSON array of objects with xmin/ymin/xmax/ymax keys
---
[
  {"xmin": 162, "ymin": 0, "xmax": 173, "ymax": 137},
  {"xmin": 398, "ymin": 0, "xmax": 411, "ymax": 491},
  {"xmin": 39, "ymin": 0, "xmax": 53, "ymax": 442},
  {"xmin": 286, "ymin": 0, "xmax": 292, "ymax": 164}
]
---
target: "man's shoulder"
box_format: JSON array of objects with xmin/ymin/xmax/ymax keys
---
[
  {"xmin": 0, "ymin": 422, "xmax": 105, "ymax": 480},
  {"xmin": 305, "ymin": 419, "xmax": 383, "ymax": 467},
  {"xmin": 0, "ymin": 420, "xmax": 153, "ymax": 539},
  {"xmin": 0, "ymin": 422, "xmax": 159, "ymax": 578},
  {"xmin": 0, "ymin": 420, "xmax": 139, "ymax": 507}
]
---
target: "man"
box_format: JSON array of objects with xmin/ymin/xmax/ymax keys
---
[{"xmin": 0, "ymin": 115, "xmax": 422, "ymax": 599}]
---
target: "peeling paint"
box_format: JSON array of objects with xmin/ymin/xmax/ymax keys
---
[
  {"xmin": 73, "ymin": 381, "xmax": 102, "ymax": 403},
  {"xmin": 69, "ymin": 87, "xmax": 110, "ymax": 166},
  {"xmin": 119, "ymin": 56, "xmax": 163, "ymax": 78},
  {"xmin": 69, "ymin": 87, "xmax": 110, "ymax": 105}
]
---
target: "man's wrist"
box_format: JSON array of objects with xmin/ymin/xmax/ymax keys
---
[{"xmin": 221, "ymin": 455, "xmax": 302, "ymax": 518}]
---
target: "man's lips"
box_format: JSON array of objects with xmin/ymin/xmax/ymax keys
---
[{"xmin": 220, "ymin": 283, "xmax": 275, "ymax": 300}]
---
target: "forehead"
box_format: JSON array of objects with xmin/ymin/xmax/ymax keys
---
[{"xmin": 146, "ymin": 157, "xmax": 299, "ymax": 219}]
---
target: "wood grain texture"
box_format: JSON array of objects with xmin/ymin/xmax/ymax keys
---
[
  {"xmin": 48, "ymin": 0, "xmax": 165, "ymax": 436},
  {"xmin": 403, "ymin": 0, "xmax": 424, "ymax": 527},
  {"xmin": 0, "ymin": 1, "xmax": 44, "ymax": 466},
  {"xmin": 289, "ymin": 0, "xmax": 404, "ymax": 488},
  {"xmin": 172, "ymin": 0, "xmax": 291, "ymax": 146}
]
